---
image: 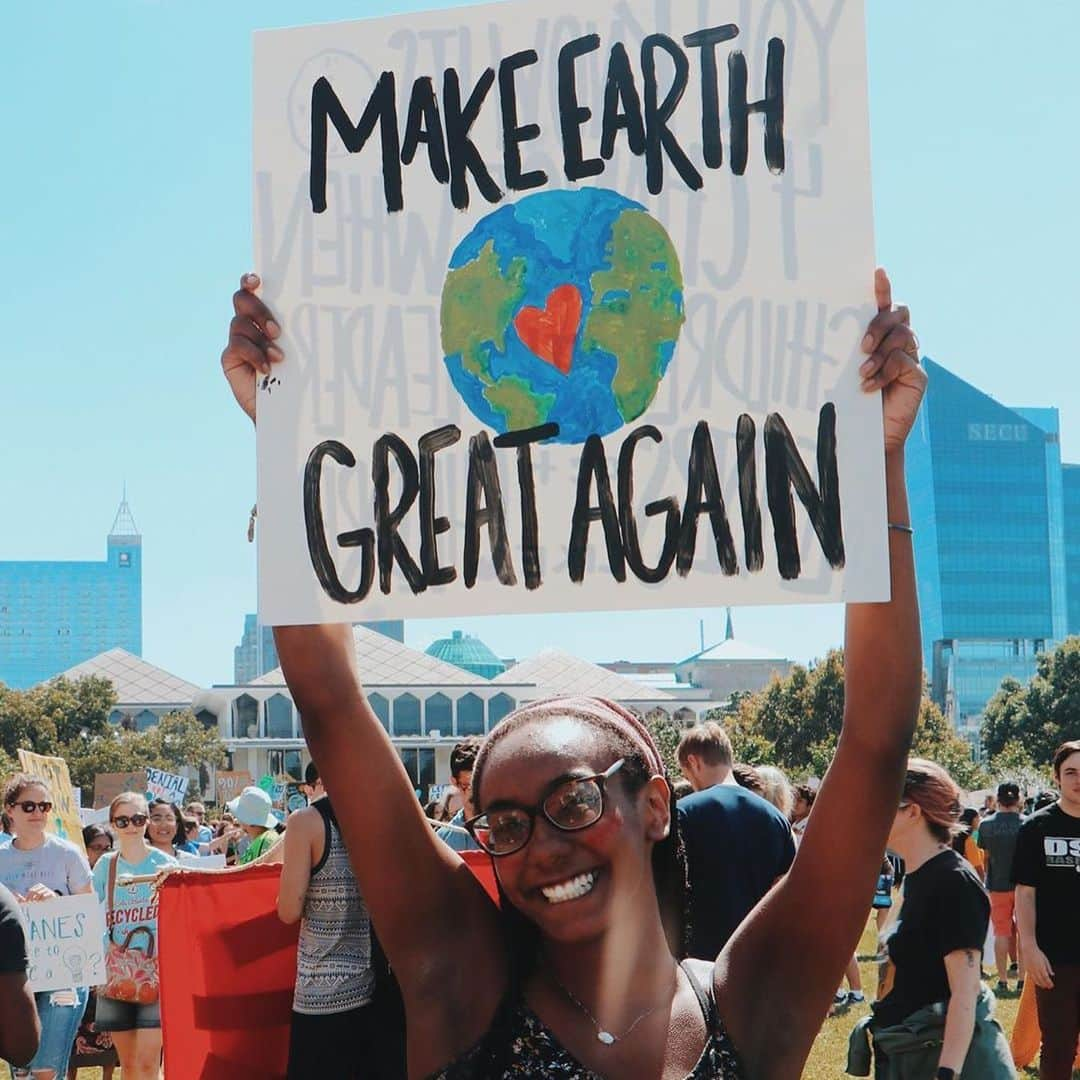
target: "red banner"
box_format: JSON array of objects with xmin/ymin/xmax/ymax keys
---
[{"xmin": 158, "ymin": 865, "xmax": 299, "ymax": 1080}]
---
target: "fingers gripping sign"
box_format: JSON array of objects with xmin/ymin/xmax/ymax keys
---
[
  {"xmin": 860, "ymin": 268, "xmax": 927, "ymax": 455},
  {"xmin": 220, "ymin": 273, "xmax": 285, "ymax": 423}
]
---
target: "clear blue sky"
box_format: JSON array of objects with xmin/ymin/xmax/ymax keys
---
[{"xmin": 2, "ymin": 1, "xmax": 1076, "ymax": 686}]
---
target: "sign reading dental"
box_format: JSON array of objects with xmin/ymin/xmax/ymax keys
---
[
  {"xmin": 19, "ymin": 893, "xmax": 107, "ymax": 993},
  {"xmin": 145, "ymin": 767, "xmax": 189, "ymax": 804},
  {"xmin": 254, "ymin": 0, "xmax": 887, "ymax": 625}
]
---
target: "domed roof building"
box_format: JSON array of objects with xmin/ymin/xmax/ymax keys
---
[{"xmin": 425, "ymin": 630, "xmax": 506, "ymax": 679}]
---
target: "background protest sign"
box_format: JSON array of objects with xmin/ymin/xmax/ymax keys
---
[
  {"xmin": 18, "ymin": 750, "xmax": 85, "ymax": 853},
  {"xmin": 19, "ymin": 893, "xmax": 107, "ymax": 993},
  {"xmin": 145, "ymin": 766, "xmax": 189, "ymax": 804},
  {"xmin": 254, "ymin": 0, "xmax": 886, "ymax": 626},
  {"xmin": 215, "ymin": 769, "xmax": 253, "ymax": 805},
  {"xmin": 94, "ymin": 770, "xmax": 148, "ymax": 809}
]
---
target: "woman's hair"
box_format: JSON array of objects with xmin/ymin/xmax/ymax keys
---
[
  {"xmin": 109, "ymin": 791, "xmax": 148, "ymax": 819},
  {"xmin": 950, "ymin": 807, "xmax": 979, "ymax": 855},
  {"xmin": 756, "ymin": 765, "xmax": 794, "ymax": 819},
  {"xmin": 82, "ymin": 823, "xmax": 113, "ymax": 849},
  {"xmin": 793, "ymin": 783, "xmax": 816, "ymax": 808},
  {"xmin": 3, "ymin": 773, "xmax": 52, "ymax": 807},
  {"xmin": 902, "ymin": 758, "xmax": 962, "ymax": 844},
  {"xmin": 470, "ymin": 697, "xmax": 689, "ymax": 976},
  {"xmin": 147, "ymin": 799, "xmax": 185, "ymax": 846},
  {"xmin": 731, "ymin": 763, "xmax": 766, "ymax": 797}
]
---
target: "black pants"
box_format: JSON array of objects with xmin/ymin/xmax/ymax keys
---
[
  {"xmin": 1035, "ymin": 963, "xmax": 1080, "ymax": 1080},
  {"xmin": 287, "ymin": 1001, "xmax": 405, "ymax": 1080}
]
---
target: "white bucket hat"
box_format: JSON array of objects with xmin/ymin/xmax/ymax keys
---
[{"xmin": 227, "ymin": 785, "xmax": 277, "ymax": 829}]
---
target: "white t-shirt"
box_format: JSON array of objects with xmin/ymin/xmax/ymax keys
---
[{"xmin": 0, "ymin": 834, "xmax": 92, "ymax": 897}]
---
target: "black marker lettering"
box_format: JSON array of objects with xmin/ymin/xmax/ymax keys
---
[
  {"xmin": 763, "ymin": 404, "xmax": 844, "ymax": 580},
  {"xmin": 641, "ymin": 34, "xmax": 702, "ymax": 195},
  {"xmin": 499, "ymin": 50, "xmax": 548, "ymax": 192},
  {"xmin": 558, "ymin": 34, "xmax": 605, "ymax": 181},
  {"xmin": 728, "ymin": 38, "xmax": 785, "ymax": 176},
  {"xmin": 464, "ymin": 432, "xmax": 517, "ymax": 587},
  {"xmin": 401, "ymin": 76, "xmax": 450, "ymax": 184},
  {"xmin": 600, "ymin": 42, "xmax": 645, "ymax": 160},
  {"xmin": 373, "ymin": 433, "xmax": 425, "ymax": 594},
  {"xmin": 677, "ymin": 420, "xmax": 738, "ymax": 576},
  {"xmin": 303, "ymin": 441, "xmax": 375, "ymax": 604},
  {"xmin": 310, "ymin": 73, "xmax": 402, "ymax": 214},
  {"xmin": 683, "ymin": 25, "xmax": 739, "ymax": 170},
  {"xmin": 443, "ymin": 66, "xmax": 503, "ymax": 209},
  {"xmin": 618, "ymin": 425, "xmax": 679, "ymax": 583},
  {"xmin": 418, "ymin": 424, "xmax": 461, "ymax": 588},
  {"xmin": 736, "ymin": 414, "xmax": 764, "ymax": 571},
  {"xmin": 568, "ymin": 434, "xmax": 626, "ymax": 582},
  {"xmin": 494, "ymin": 423, "xmax": 559, "ymax": 590}
]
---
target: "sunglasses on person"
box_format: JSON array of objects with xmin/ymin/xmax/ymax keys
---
[
  {"xmin": 111, "ymin": 813, "xmax": 148, "ymax": 829},
  {"xmin": 12, "ymin": 800, "xmax": 53, "ymax": 814},
  {"xmin": 465, "ymin": 759, "xmax": 626, "ymax": 856}
]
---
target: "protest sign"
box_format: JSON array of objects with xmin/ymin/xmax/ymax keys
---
[
  {"xmin": 254, "ymin": 0, "xmax": 886, "ymax": 627},
  {"xmin": 94, "ymin": 770, "xmax": 148, "ymax": 809},
  {"xmin": 176, "ymin": 851, "xmax": 227, "ymax": 870},
  {"xmin": 145, "ymin": 766, "xmax": 190, "ymax": 804},
  {"xmin": 19, "ymin": 893, "xmax": 107, "ymax": 993},
  {"xmin": 215, "ymin": 769, "xmax": 253, "ymax": 804},
  {"xmin": 285, "ymin": 782, "xmax": 307, "ymax": 813},
  {"xmin": 80, "ymin": 806, "xmax": 110, "ymax": 827},
  {"xmin": 18, "ymin": 750, "xmax": 85, "ymax": 853}
]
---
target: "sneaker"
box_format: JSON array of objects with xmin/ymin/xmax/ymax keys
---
[
  {"xmin": 848, "ymin": 991, "xmax": 865, "ymax": 1004},
  {"xmin": 996, "ymin": 980, "xmax": 1009, "ymax": 993},
  {"xmin": 1008, "ymin": 962, "xmax": 1019, "ymax": 975},
  {"xmin": 1016, "ymin": 980, "xmax": 1025, "ymax": 992}
]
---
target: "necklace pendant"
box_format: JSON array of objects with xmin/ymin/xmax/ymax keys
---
[{"xmin": 597, "ymin": 1031, "xmax": 616, "ymax": 1045}]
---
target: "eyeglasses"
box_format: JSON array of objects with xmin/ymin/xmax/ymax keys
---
[
  {"xmin": 465, "ymin": 759, "xmax": 626, "ymax": 857},
  {"xmin": 12, "ymin": 801, "xmax": 53, "ymax": 815},
  {"xmin": 149, "ymin": 815, "xmax": 176, "ymax": 825},
  {"xmin": 111, "ymin": 813, "xmax": 148, "ymax": 829}
]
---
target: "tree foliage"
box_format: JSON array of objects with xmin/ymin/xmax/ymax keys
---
[
  {"xmin": 0, "ymin": 677, "xmax": 227, "ymax": 802},
  {"xmin": 981, "ymin": 637, "xmax": 1080, "ymax": 767}
]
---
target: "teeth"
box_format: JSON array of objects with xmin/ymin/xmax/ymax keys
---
[{"xmin": 541, "ymin": 871, "xmax": 597, "ymax": 903}]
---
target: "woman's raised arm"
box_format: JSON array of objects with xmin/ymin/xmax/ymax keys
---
[
  {"xmin": 715, "ymin": 270, "xmax": 927, "ymax": 1077},
  {"xmin": 222, "ymin": 277, "xmax": 507, "ymax": 1072}
]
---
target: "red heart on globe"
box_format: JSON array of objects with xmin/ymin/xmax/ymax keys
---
[{"xmin": 513, "ymin": 284, "xmax": 582, "ymax": 375}]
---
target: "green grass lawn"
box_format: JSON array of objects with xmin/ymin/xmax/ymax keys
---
[{"xmin": 18, "ymin": 922, "xmax": 1079, "ymax": 1078}]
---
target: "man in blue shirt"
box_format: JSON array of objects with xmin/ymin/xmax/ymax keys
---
[{"xmin": 677, "ymin": 722, "xmax": 796, "ymax": 960}]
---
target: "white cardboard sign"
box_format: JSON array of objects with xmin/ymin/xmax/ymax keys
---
[
  {"xmin": 145, "ymin": 767, "xmax": 189, "ymax": 804},
  {"xmin": 19, "ymin": 893, "xmax": 107, "ymax": 993},
  {"xmin": 254, "ymin": 0, "xmax": 886, "ymax": 624}
]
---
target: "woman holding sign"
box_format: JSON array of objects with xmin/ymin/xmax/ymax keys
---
[
  {"xmin": 93, "ymin": 792, "xmax": 176, "ymax": 1080},
  {"xmin": 0, "ymin": 773, "xmax": 92, "ymax": 1080},
  {"xmin": 221, "ymin": 269, "xmax": 925, "ymax": 1078}
]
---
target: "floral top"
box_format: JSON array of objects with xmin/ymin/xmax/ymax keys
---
[{"xmin": 429, "ymin": 962, "xmax": 744, "ymax": 1079}]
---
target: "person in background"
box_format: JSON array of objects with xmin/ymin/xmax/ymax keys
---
[
  {"xmin": 1013, "ymin": 739, "xmax": 1080, "ymax": 1080},
  {"xmin": 435, "ymin": 739, "xmax": 482, "ymax": 853},
  {"xmin": 299, "ymin": 762, "xmax": 325, "ymax": 804},
  {"xmin": 68, "ymin": 827, "xmax": 119, "ymax": 1080},
  {"xmin": 0, "ymin": 812, "xmax": 13, "ymax": 850},
  {"xmin": 0, "ymin": 881, "xmax": 40, "ymax": 1071},
  {"xmin": 791, "ymin": 783, "xmax": 816, "ymax": 838},
  {"xmin": 277, "ymin": 761, "xmax": 406, "ymax": 1079},
  {"xmin": 227, "ymin": 787, "xmax": 284, "ymax": 865},
  {"xmin": 952, "ymin": 809, "xmax": 984, "ymax": 881},
  {"xmin": 185, "ymin": 802, "xmax": 213, "ymax": 845},
  {"xmin": 677, "ymin": 722, "xmax": 796, "ymax": 960},
  {"xmin": 94, "ymin": 792, "xmax": 176, "ymax": 1080},
  {"xmin": 177, "ymin": 818, "xmax": 201, "ymax": 854},
  {"xmin": 0, "ymin": 773, "xmax": 93, "ymax": 1080},
  {"xmin": 978, "ymin": 781, "xmax": 1025, "ymax": 993},
  {"xmin": 730, "ymin": 764, "xmax": 766, "ymax": 798},
  {"xmin": 145, "ymin": 799, "xmax": 186, "ymax": 858},
  {"xmin": 851, "ymin": 759, "xmax": 1014, "ymax": 1079},
  {"xmin": 755, "ymin": 765, "xmax": 794, "ymax": 821}
]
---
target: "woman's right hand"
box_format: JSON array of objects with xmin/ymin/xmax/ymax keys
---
[{"xmin": 220, "ymin": 273, "xmax": 284, "ymax": 423}]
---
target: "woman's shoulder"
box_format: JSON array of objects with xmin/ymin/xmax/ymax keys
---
[{"xmin": 147, "ymin": 847, "xmax": 178, "ymax": 867}]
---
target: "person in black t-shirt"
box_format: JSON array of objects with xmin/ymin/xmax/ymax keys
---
[
  {"xmin": 0, "ymin": 881, "xmax": 40, "ymax": 1068},
  {"xmin": 1013, "ymin": 740, "xmax": 1080, "ymax": 1080},
  {"xmin": 871, "ymin": 759, "xmax": 1013, "ymax": 1079}
]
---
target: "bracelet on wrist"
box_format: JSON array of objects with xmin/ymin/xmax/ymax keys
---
[
  {"xmin": 888, "ymin": 522, "xmax": 914, "ymax": 535},
  {"xmin": 936, "ymin": 1068, "xmax": 956, "ymax": 1080}
]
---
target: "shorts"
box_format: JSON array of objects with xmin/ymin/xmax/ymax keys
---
[
  {"xmin": 287, "ymin": 1002, "xmax": 402, "ymax": 1080},
  {"xmin": 95, "ymin": 993, "xmax": 162, "ymax": 1031},
  {"xmin": 989, "ymin": 890, "xmax": 1016, "ymax": 937}
]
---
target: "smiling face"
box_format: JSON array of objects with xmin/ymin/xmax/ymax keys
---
[
  {"xmin": 6, "ymin": 782, "xmax": 52, "ymax": 841},
  {"xmin": 147, "ymin": 803, "xmax": 178, "ymax": 848},
  {"xmin": 475, "ymin": 717, "xmax": 669, "ymax": 947}
]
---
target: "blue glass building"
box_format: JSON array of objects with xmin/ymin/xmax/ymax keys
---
[
  {"xmin": 0, "ymin": 498, "xmax": 142, "ymax": 689},
  {"xmin": 907, "ymin": 359, "xmax": 1071, "ymax": 739}
]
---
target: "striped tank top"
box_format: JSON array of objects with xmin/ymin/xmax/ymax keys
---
[{"xmin": 292, "ymin": 798, "xmax": 376, "ymax": 1015}]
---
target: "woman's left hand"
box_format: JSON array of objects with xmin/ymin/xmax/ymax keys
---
[
  {"xmin": 23, "ymin": 884, "xmax": 58, "ymax": 902},
  {"xmin": 859, "ymin": 268, "xmax": 927, "ymax": 455}
]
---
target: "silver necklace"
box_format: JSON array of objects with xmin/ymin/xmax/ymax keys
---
[{"xmin": 545, "ymin": 965, "xmax": 677, "ymax": 1045}]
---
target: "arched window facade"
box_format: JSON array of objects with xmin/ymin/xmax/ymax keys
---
[
  {"xmin": 394, "ymin": 693, "xmax": 421, "ymax": 736},
  {"xmin": 234, "ymin": 694, "xmax": 260, "ymax": 738},
  {"xmin": 195, "ymin": 708, "xmax": 217, "ymax": 731},
  {"xmin": 424, "ymin": 693, "xmax": 452, "ymax": 736},
  {"xmin": 135, "ymin": 709, "xmax": 158, "ymax": 732},
  {"xmin": 457, "ymin": 693, "xmax": 484, "ymax": 736},
  {"xmin": 369, "ymin": 693, "xmax": 390, "ymax": 732},
  {"xmin": 266, "ymin": 694, "xmax": 293, "ymax": 739},
  {"xmin": 489, "ymin": 693, "xmax": 515, "ymax": 727}
]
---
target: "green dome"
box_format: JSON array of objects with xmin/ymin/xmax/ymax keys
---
[{"xmin": 425, "ymin": 630, "xmax": 506, "ymax": 679}]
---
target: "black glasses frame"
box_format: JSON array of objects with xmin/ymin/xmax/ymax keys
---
[
  {"xmin": 13, "ymin": 800, "xmax": 53, "ymax": 814},
  {"xmin": 111, "ymin": 813, "xmax": 149, "ymax": 829},
  {"xmin": 464, "ymin": 758, "xmax": 626, "ymax": 857}
]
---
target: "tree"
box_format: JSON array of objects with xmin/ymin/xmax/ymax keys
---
[
  {"xmin": 643, "ymin": 708, "xmax": 684, "ymax": 780},
  {"xmin": 911, "ymin": 698, "xmax": 987, "ymax": 791},
  {"xmin": 980, "ymin": 677, "xmax": 1030, "ymax": 761},
  {"xmin": 985, "ymin": 739, "xmax": 1053, "ymax": 797},
  {"xmin": 0, "ymin": 676, "xmax": 116, "ymax": 759}
]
